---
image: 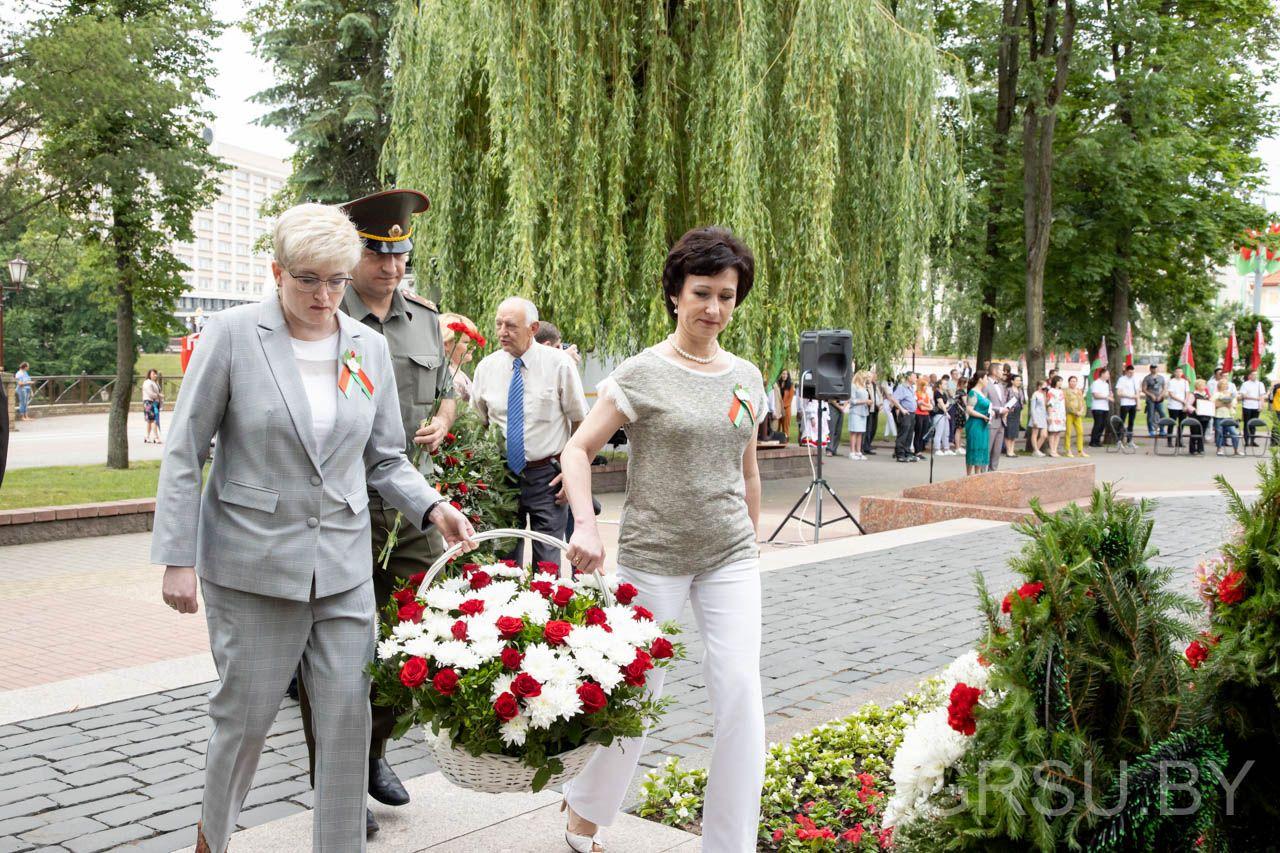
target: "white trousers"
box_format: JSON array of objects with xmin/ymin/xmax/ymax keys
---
[{"xmin": 564, "ymin": 558, "xmax": 765, "ymax": 853}]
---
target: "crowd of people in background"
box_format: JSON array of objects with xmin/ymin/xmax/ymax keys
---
[{"xmin": 761, "ymin": 359, "xmax": 1280, "ymax": 473}]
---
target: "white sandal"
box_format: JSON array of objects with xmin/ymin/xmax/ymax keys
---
[{"xmin": 561, "ymin": 800, "xmax": 604, "ymax": 852}]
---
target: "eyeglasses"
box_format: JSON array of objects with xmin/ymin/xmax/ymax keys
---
[{"xmin": 288, "ymin": 271, "xmax": 353, "ymax": 293}]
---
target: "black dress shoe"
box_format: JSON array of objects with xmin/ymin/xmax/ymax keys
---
[
  {"xmin": 366, "ymin": 808, "xmax": 379, "ymax": 837},
  {"xmin": 285, "ymin": 675, "xmax": 299, "ymax": 702},
  {"xmin": 369, "ymin": 757, "xmax": 410, "ymax": 806}
]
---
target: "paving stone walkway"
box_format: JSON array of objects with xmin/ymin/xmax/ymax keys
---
[{"xmin": 0, "ymin": 495, "xmax": 1232, "ymax": 852}]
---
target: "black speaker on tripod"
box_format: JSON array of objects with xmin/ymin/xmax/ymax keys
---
[{"xmin": 799, "ymin": 329, "xmax": 853, "ymax": 400}]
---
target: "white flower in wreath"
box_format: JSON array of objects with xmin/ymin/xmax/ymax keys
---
[
  {"xmin": 564, "ymin": 624, "xmax": 611, "ymax": 653},
  {"xmin": 882, "ymin": 707, "xmax": 969, "ymax": 828},
  {"xmin": 422, "ymin": 613, "xmax": 455, "ymax": 640},
  {"xmin": 570, "ymin": 647, "xmax": 624, "ymax": 693},
  {"xmin": 478, "ymin": 579, "xmax": 520, "ymax": 607},
  {"xmin": 432, "ymin": 639, "xmax": 481, "ymax": 670},
  {"xmin": 424, "ymin": 586, "xmax": 466, "ymax": 612},
  {"xmin": 391, "ymin": 621, "xmax": 426, "ymax": 641},
  {"xmin": 376, "ymin": 638, "xmax": 403, "ymax": 661},
  {"xmin": 499, "ymin": 714, "xmax": 530, "ymax": 746},
  {"xmin": 521, "ymin": 644, "xmax": 560, "ymax": 683},
  {"xmin": 491, "ymin": 673, "xmax": 515, "ymax": 701},
  {"xmin": 548, "ymin": 654, "xmax": 584, "ymax": 685},
  {"xmin": 525, "ymin": 681, "xmax": 583, "ymax": 729},
  {"xmin": 470, "ymin": 637, "xmax": 504, "ymax": 663},
  {"xmin": 942, "ymin": 651, "xmax": 991, "ymax": 693},
  {"xmin": 401, "ymin": 636, "xmax": 438, "ymax": 659},
  {"xmin": 509, "ymin": 591, "xmax": 552, "ymax": 625}
]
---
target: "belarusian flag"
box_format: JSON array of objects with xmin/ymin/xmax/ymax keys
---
[
  {"xmin": 1224, "ymin": 326, "xmax": 1238, "ymax": 374},
  {"xmin": 1124, "ymin": 322, "xmax": 1134, "ymax": 368},
  {"xmin": 1179, "ymin": 333, "xmax": 1196, "ymax": 385},
  {"xmin": 1252, "ymin": 322, "xmax": 1265, "ymax": 372},
  {"xmin": 1092, "ymin": 336, "xmax": 1108, "ymax": 379}
]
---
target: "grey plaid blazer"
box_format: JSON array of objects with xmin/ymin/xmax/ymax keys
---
[{"xmin": 151, "ymin": 296, "xmax": 442, "ymax": 602}]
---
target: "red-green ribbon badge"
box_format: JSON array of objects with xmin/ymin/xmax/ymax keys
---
[
  {"xmin": 729, "ymin": 383, "xmax": 757, "ymax": 428},
  {"xmin": 338, "ymin": 349, "xmax": 374, "ymax": 399}
]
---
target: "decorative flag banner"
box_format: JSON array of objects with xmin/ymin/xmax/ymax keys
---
[
  {"xmin": 1253, "ymin": 322, "xmax": 1265, "ymax": 372},
  {"xmin": 338, "ymin": 349, "xmax": 375, "ymax": 399},
  {"xmin": 1235, "ymin": 225, "xmax": 1280, "ymax": 276},
  {"xmin": 1092, "ymin": 336, "xmax": 1109, "ymax": 379},
  {"xmin": 1224, "ymin": 326, "xmax": 1239, "ymax": 374},
  {"xmin": 1179, "ymin": 333, "xmax": 1197, "ymax": 385},
  {"xmin": 729, "ymin": 383, "xmax": 757, "ymax": 428},
  {"xmin": 1124, "ymin": 322, "xmax": 1135, "ymax": 369},
  {"xmin": 180, "ymin": 333, "xmax": 200, "ymax": 373}
]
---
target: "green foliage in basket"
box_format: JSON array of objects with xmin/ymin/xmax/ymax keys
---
[
  {"xmin": 639, "ymin": 689, "xmax": 937, "ymax": 850},
  {"xmin": 370, "ymin": 559, "xmax": 683, "ymax": 791}
]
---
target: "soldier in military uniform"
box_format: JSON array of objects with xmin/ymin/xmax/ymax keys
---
[{"xmin": 296, "ymin": 189, "xmax": 457, "ymax": 837}]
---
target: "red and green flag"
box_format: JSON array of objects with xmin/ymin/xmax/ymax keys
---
[
  {"xmin": 1236, "ymin": 225, "xmax": 1280, "ymax": 276},
  {"xmin": 1224, "ymin": 326, "xmax": 1238, "ymax": 374},
  {"xmin": 1123, "ymin": 322, "xmax": 1134, "ymax": 369},
  {"xmin": 1179, "ymin": 333, "xmax": 1196, "ymax": 385},
  {"xmin": 1092, "ymin": 336, "xmax": 1109, "ymax": 379},
  {"xmin": 1253, "ymin": 323, "xmax": 1265, "ymax": 372}
]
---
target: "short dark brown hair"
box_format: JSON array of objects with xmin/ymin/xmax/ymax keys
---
[{"xmin": 661, "ymin": 226, "xmax": 755, "ymax": 320}]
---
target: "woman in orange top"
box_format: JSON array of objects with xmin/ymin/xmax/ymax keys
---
[
  {"xmin": 777, "ymin": 369, "xmax": 795, "ymax": 443},
  {"xmin": 914, "ymin": 376, "xmax": 933, "ymax": 455}
]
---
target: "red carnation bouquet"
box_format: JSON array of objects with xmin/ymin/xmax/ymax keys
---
[{"xmin": 371, "ymin": 559, "xmax": 682, "ymax": 790}]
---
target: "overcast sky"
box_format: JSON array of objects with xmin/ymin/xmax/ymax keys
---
[{"xmin": 211, "ymin": 0, "xmax": 1277, "ymax": 202}]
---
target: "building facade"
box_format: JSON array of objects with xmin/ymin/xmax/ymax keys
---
[{"xmin": 172, "ymin": 140, "xmax": 289, "ymax": 330}]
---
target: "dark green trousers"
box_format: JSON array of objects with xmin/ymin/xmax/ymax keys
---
[{"xmin": 298, "ymin": 493, "xmax": 445, "ymax": 780}]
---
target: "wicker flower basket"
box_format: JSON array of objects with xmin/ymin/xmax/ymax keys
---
[{"xmin": 414, "ymin": 528, "xmax": 613, "ymax": 794}]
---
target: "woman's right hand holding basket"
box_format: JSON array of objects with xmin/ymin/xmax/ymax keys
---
[{"xmin": 566, "ymin": 524, "xmax": 606, "ymax": 575}]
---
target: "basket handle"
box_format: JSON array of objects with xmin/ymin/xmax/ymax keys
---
[{"xmin": 415, "ymin": 527, "xmax": 613, "ymax": 607}]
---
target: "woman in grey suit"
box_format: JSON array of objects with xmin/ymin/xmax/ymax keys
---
[{"xmin": 153, "ymin": 203, "xmax": 475, "ymax": 853}]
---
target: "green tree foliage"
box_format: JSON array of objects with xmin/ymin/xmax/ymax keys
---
[
  {"xmin": 383, "ymin": 0, "xmax": 966, "ymax": 368},
  {"xmin": 11, "ymin": 0, "xmax": 222, "ymax": 467},
  {"xmin": 1193, "ymin": 462, "xmax": 1280, "ymax": 849},
  {"xmin": 245, "ymin": 0, "xmax": 395, "ymax": 209},
  {"xmin": 930, "ymin": 487, "xmax": 1198, "ymax": 850}
]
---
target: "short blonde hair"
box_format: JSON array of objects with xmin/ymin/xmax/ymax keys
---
[
  {"xmin": 273, "ymin": 203, "xmax": 362, "ymax": 273},
  {"xmin": 439, "ymin": 312, "xmax": 478, "ymax": 345}
]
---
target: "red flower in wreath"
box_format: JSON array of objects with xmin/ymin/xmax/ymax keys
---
[
  {"xmin": 615, "ymin": 583, "xmax": 639, "ymax": 605},
  {"xmin": 585, "ymin": 607, "xmax": 609, "ymax": 628},
  {"xmin": 397, "ymin": 601, "xmax": 425, "ymax": 623},
  {"xmin": 1185, "ymin": 640, "xmax": 1210, "ymax": 669},
  {"xmin": 577, "ymin": 681, "xmax": 607, "ymax": 714},
  {"xmin": 1002, "ymin": 581, "xmax": 1045, "ymax": 614},
  {"xmin": 399, "ymin": 657, "xmax": 429, "ymax": 688},
  {"xmin": 1217, "ymin": 570, "xmax": 1246, "ymax": 605},
  {"xmin": 512, "ymin": 672, "xmax": 542, "ymax": 698},
  {"xmin": 469, "ymin": 570, "xmax": 492, "ymax": 590},
  {"xmin": 501, "ymin": 646, "xmax": 524, "ymax": 670},
  {"xmin": 450, "ymin": 620, "xmax": 468, "ymax": 641},
  {"xmin": 544, "ymin": 620, "xmax": 573, "ymax": 646},
  {"xmin": 632, "ymin": 605, "xmax": 654, "ymax": 621},
  {"xmin": 536, "ymin": 561, "xmax": 559, "ymax": 575},
  {"xmin": 409, "ymin": 571, "xmax": 426, "ymax": 586},
  {"xmin": 501, "ymin": 559, "xmax": 518, "ymax": 568},
  {"xmin": 947, "ymin": 683, "xmax": 982, "ymax": 736},
  {"xmin": 650, "ymin": 637, "xmax": 674, "ymax": 659},
  {"xmin": 494, "ymin": 691, "xmax": 519, "ymax": 722},
  {"xmin": 622, "ymin": 649, "xmax": 653, "ymax": 686},
  {"xmin": 552, "ymin": 585, "xmax": 575, "ymax": 608},
  {"xmin": 530, "ymin": 580, "xmax": 554, "ymax": 599},
  {"xmin": 432, "ymin": 668, "xmax": 459, "ymax": 695},
  {"xmin": 458, "ymin": 598, "xmax": 485, "ymax": 616},
  {"xmin": 391, "ymin": 588, "xmax": 416, "ymax": 606},
  {"xmin": 496, "ymin": 616, "xmax": 524, "ymax": 639}
]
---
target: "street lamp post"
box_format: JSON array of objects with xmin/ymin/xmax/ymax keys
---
[{"xmin": 1, "ymin": 256, "xmax": 30, "ymax": 373}]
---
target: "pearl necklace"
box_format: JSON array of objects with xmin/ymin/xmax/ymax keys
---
[{"xmin": 669, "ymin": 336, "xmax": 720, "ymax": 364}]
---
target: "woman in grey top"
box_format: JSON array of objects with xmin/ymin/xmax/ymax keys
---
[{"xmin": 558, "ymin": 227, "xmax": 766, "ymax": 853}]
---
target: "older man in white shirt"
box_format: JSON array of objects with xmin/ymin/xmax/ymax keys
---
[
  {"xmin": 1240, "ymin": 369, "xmax": 1266, "ymax": 447},
  {"xmin": 472, "ymin": 297, "xmax": 590, "ymax": 566}
]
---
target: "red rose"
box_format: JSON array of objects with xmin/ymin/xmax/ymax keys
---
[
  {"xmin": 398, "ymin": 601, "xmax": 425, "ymax": 623},
  {"xmin": 1218, "ymin": 570, "xmax": 1246, "ymax": 605},
  {"xmin": 946, "ymin": 683, "xmax": 982, "ymax": 736},
  {"xmin": 391, "ymin": 588, "xmax": 417, "ymax": 606},
  {"xmin": 461, "ymin": 563, "xmax": 480, "ymax": 575},
  {"xmin": 459, "ymin": 598, "xmax": 485, "ymax": 616},
  {"xmin": 469, "ymin": 571, "xmax": 492, "ymax": 590},
  {"xmin": 544, "ymin": 620, "xmax": 573, "ymax": 646},
  {"xmin": 1018, "ymin": 581, "xmax": 1045, "ymax": 602},
  {"xmin": 444, "ymin": 455, "xmax": 460, "ymax": 467},
  {"xmin": 615, "ymin": 583, "xmax": 638, "ymax": 604},
  {"xmin": 501, "ymin": 559, "xmax": 518, "ymax": 568},
  {"xmin": 622, "ymin": 649, "xmax": 653, "ymax": 686},
  {"xmin": 449, "ymin": 500, "xmax": 463, "ymax": 510},
  {"xmin": 1001, "ymin": 592, "xmax": 1014, "ymax": 614},
  {"xmin": 512, "ymin": 672, "xmax": 543, "ymax": 698},
  {"xmin": 585, "ymin": 607, "xmax": 608, "ymax": 627},
  {"xmin": 496, "ymin": 616, "xmax": 524, "ymax": 639},
  {"xmin": 501, "ymin": 646, "xmax": 524, "ymax": 670},
  {"xmin": 530, "ymin": 580, "xmax": 554, "ymax": 599},
  {"xmin": 451, "ymin": 620, "xmax": 468, "ymax": 641},
  {"xmin": 445, "ymin": 431, "xmax": 457, "ymax": 443},
  {"xmin": 1185, "ymin": 640, "xmax": 1210, "ymax": 669},
  {"xmin": 553, "ymin": 585, "xmax": 575, "ymax": 607},
  {"xmin": 458, "ymin": 482, "xmax": 469, "ymax": 495},
  {"xmin": 475, "ymin": 482, "xmax": 488, "ymax": 491},
  {"xmin": 632, "ymin": 605, "xmax": 654, "ymax": 621},
  {"xmin": 650, "ymin": 637, "xmax": 674, "ymax": 659},
  {"xmin": 432, "ymin": 668, "xmax": 459, "ymax": 695},
  {"xmin": 536, "ymin": 561, "xmax": 559, "ymax": 575},
  {"xmin": 409, "ymin": 571, "xmax": 426, "ymax": 586},
  {"xmin": 465, "ymin": 451, "xmax": 474, "ymax": 460},
  {"xmin": 494, "ymin": 691, "xmax": 519, "ymax": 722},
  {"xmin": 398, "ymin": 657, "xmax": 429, "ymax": 688},
  {"xmin": 577, "ymin": 682, "xmax": 607, "ymax": 714}
]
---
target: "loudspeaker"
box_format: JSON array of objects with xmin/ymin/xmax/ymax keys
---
[{"xmin": 799, "ymin": 329, "xmax": 853, "ymax": 400}]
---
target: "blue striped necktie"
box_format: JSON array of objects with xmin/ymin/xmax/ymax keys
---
[{"xmin": 507, "ymin": 356, "xmax": 526, "ymax": 475}]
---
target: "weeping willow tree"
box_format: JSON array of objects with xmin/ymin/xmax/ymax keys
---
[{"xmin": 384, "ymin": 0, "xmax": 966, "ymax": 367}]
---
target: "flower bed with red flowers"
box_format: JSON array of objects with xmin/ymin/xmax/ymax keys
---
[{"xmin": 370, "ymin": 559, "xmax": 682, "ymax": 789}]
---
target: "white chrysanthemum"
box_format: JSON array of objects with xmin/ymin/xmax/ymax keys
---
[
  {"xmin": 548, "ymin": 654, "xmax": 583, "ymax": 685},
  {"xmin": 570, "ymin": 647, "xmax": 624, "ymax": 693},
  {"xmin": 478, "ymin": 580, "xmax": 520, "ymax": 607},
  {"xmin": 468, "ymin": 617, "xmax": 500, "ymax": 643},
  {"xmin": 491, "ymin": 564, "xmax": 526, "ymax": 579},
  {"xmin": 439, "ymin": 575, "xmax": 471, "ymax": 594},
  {"xmin": 599, "ymin": 631, "xmax": 642, "ymax": 666},
  {"xmin": 509, "ymin": 591, "xmax": 552, "ymax": 625},
  {"xmin": 470, "ymin": 637, "xmax": 504, "ymax": 663},
  {"xmin": 401, "ymin": 636, "xmax": 438, "ymax": 659},
  {"xmin": 521, "ymin": 644, "xmax": 560, "ymax": 683},
  {"xmin": 525, "ymin": 681, "xmax": 582, "ymax": 729},
  {"xmin": 432, "ymin": 639, "xmax": 481, "ymax": 670},
  {"xmin": 565, "ymin": 624, "xmax": 611, "ymax": 653},
  {"xmin": 424, "ymin": 586, "xmax": 466, "ymax": 612},
  {"xmin": 499, "ymin": 714, "xmax": 530, "ymax": 746},
  {"xmin": 881, "ymin": 707, "xmax": 970, "ymax": 828},
  {"xmin": 942, "ymin": 651, "xmax": 990, "ymax": 693},
  {"xmin": 391, "ymin": 621, "xmax": 426, "ymax": 641},
  {"xmin": 376, "ymin": 638, "xmax": 403, "ymax": 661},
  {"xmin": 422, "ymin": 613, "xmax": 455, "ymax": 640},
  {"xmin": 491, "ymin": 673, "xmax": 515, "ymax": 701}
]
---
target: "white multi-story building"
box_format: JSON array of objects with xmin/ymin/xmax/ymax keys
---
[{"xmin": 172, "ymin": 140, "xmax": 289, "ymax": 330}]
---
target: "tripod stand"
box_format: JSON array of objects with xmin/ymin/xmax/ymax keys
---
[{"xmin": 767, "ymin": 390, "xmax": 864, "ymax": 543}]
